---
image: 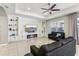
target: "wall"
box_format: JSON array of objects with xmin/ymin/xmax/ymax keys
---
[
  {"xmin": 0, "ymin": 6, "xmax": 8, "ymax": 44},
  {"xmin": 46, "ymin": 16, "xmax": 69, "ymax": 37},
  {"xmin": 18, "ymin": 15, "xmax": 43, "ymax": 40}
]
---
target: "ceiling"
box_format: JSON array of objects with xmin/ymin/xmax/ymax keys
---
[{"xmin": 0, "ymin": 3, "xmax": 79, "ymax": 20}]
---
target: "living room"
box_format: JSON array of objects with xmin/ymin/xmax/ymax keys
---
[{"xmin": 0, "ymin": 2, "xmax": 79, "ymax": 56}]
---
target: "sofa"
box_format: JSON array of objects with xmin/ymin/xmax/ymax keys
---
[
  {"xmin": 29, "ymin": 37, "xmax": 76, "ymax": 56},
  {"xmin": 48, "ymin": 32, "xmax": 65, "ymax": 41}
]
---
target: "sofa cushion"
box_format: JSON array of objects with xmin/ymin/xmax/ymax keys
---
[
  {"xmin": 59, "ymin": 37, "xmax": 74, "ymax": 45},
  {"xmin": 56, "ymin": 33, "xmax": 61, "ymax": 37},
  {"xmin": 39, "ymin": 42, "xmax": 62, "ymax": 53}
]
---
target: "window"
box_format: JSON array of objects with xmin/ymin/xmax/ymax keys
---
[
  {"xmin": 77, "ymin": 18, "xmax": 79, "ymax": 32},
  {"xmin": 51, "ymin": 20, "xmax": 64, "ymax": 32}
]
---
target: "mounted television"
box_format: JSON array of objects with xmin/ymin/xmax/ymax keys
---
[{"xmin": 25, "ymin": 25, "xmax": 37, "ymax": 33}]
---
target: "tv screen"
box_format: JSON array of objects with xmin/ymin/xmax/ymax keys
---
[{"xmin": 25, "ymin": 25, "xmax": 37, "ymax": 33}]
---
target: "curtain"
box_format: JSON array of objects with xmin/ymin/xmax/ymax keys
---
[{"xmin": 68, "ymin": 13, "xmax": 79, "ymax": 44}]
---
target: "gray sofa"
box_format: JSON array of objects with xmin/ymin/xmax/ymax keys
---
[
  {"xmin": 29, "ymin": 37, "xmax": 76, "ymax": 56},
  {"xmin": 48, "ymin": 32, "xmax": 65, "ymax": 41}
]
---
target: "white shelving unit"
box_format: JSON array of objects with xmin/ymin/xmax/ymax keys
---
[{"xmin": 8, "ymin": 15, "xmax": 18, "ymax": 42}]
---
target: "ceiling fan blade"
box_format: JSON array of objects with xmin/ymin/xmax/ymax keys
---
[
  {"xmin": 50, "ymin": 4, "xmax": 56, "ymax": 9},
  {"xmin": 51, "ymin": 9, "xmax": 60, "ymax": 11},
  {"xmin": 42, "ymin": 10, "xmax": 48, "ymax": 14},
  {"xmin": 41, "ymin": 8, "xmax": 48, "ymax": 10}
]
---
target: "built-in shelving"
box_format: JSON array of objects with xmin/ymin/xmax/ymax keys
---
[{"xmin": 8, "ymin": 15, "xmax": 18, "ymax": 41}]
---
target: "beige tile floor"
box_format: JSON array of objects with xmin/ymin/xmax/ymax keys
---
[
  {"xmin": 75, "ymin": 45, "xmax": 79, "ymax": 56},
  {"xmin": 0, "ymin": 37, "xmax": 55, "ymax": 56},
  {"xmin": 0, "ymin": 37, "xmax": 79, "ymax": 56}
]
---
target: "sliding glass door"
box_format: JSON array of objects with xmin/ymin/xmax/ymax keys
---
[{"xmin": 50, "ymin": 20, "xmax": 64, "ymax": 32}]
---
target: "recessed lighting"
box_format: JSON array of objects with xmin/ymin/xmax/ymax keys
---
[{"xmin": 27, "ymin": 8, "xmax": 31, "ymax": 10}]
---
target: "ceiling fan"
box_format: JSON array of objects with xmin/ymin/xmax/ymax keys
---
[{"xmin": 41, "ymin": 3, "xmax": 60, "ymax": 14}]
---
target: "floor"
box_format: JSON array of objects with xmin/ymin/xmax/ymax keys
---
[
  {"xmin": 0, "ymin": 37, "xmax": 79, "ymax": 56},
  {"xmin": 0, "ymin": 37, "xmax": 55, "ymax": 56},
  {"xmin": 75, "ymin": 45, "xmax": 79, "ymax": 56}
]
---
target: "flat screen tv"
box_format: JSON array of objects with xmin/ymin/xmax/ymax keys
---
[{"xmin": 25, "ymin": 25, "xmax": 37, "ymax": 33}]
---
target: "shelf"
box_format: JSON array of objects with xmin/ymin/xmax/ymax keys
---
[{"xmin": 8, "ymin": 16, "xmax": 19, "ymax": 41}]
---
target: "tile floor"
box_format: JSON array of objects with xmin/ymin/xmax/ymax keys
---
[
  {"xmin": 0, "ymin": 37, "xmax": 54, "ymax": 56},
  {"xmin": 75, "ymin": 45, "xmax": 79, "ymax": 56}
]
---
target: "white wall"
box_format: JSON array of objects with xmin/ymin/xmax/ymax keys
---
[
  {"xmin": 0, "ymin": 6, "xmax": 8, "ymax": 44},
  {"xmin": 18, "ymin": 15, "xmax": 43, "ymax": 40},
  {"xmin": 46, "ymin": 16, "xmax": 69, "ymax": 37}
]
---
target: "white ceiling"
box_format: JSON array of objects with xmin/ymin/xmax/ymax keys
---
[{"xmin": 0, "ymin": 3, "xmax": 79, "ymax": 20}]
